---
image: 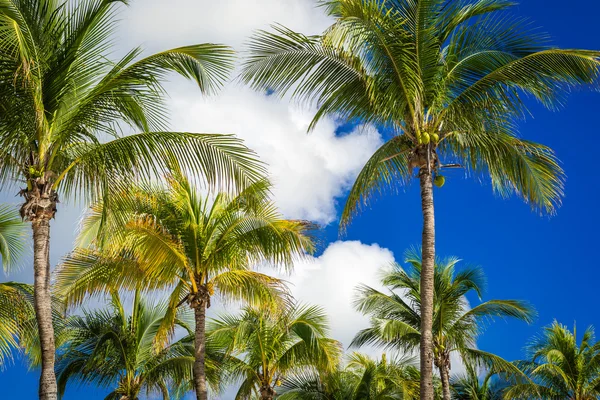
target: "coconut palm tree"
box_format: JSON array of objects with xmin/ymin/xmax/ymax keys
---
[
  {"xmin": 54, "ymin": 163, "xmax": 315, "ymax": 400},
  {"xmin": 240, "ymin": 2, "xmax": 600, "ymax": 397},
  {"xmin": 504, "ymin": 321, "xmax": 600, "ymax": 399},
  {"xmin": 451, "ymin": 363, "xmax": 510, "ymax": 400},
  {"xmin": 0, "ymin": 204, "xmax": 71, "ymax": 371},
  {"xmin": 0, "ymin": 1, "xmax": 264, "ymax": 398},
  {"xmin": 207, "ymin": 303, "xmax": 342, "ymax": 400},
  {"xmin": 278, "ymin": 352, "xmax": 422, "ymax": 400},
  {"xmin": 56, "ymin": 290, "xmax": 232, "ymax": 400},
  {"xmin": 352, "ymin": 249, "xmax": 534, "ymax": 400}
]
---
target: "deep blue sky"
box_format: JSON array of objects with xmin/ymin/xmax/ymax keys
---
[{"xmin": 2, "ymin": 0, "xmax": 600, "ymax": 398}]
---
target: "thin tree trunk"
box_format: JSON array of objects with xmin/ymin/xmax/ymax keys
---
[
  {"xmin": 32, "ymin": 219, "xmax": 58, "ymax": 400},
  {"xmin": 193, "ymin": 302, "xmax": 208, "ymax": 400},
  {"xmin": 419, "ymin": 167, "xmax": 436, "ymax": 400},
  {"xmin": 439, "ymin": 365, "xmax": 452, "ymax": 400}
]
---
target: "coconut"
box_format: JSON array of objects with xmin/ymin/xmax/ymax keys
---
[
  {"xmin": 421, "ymin": 132, "xmax": 430, "ymax": 144},
  {"xmin": 434, "ymin": 175, "xmax": 445, "ymax": 187},
  {"xmin": 432, "ymin": 133, "xmax": 440, "ymax": 143}
]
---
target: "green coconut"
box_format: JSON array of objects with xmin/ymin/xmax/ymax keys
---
[
  {"xmin": 434, "ymin": 175, "xmax": 445, "ymax": 187},
  {"xmin": 432, "ymin": 133, "xmax": 440, "ymax": 143},
  {"xmin": 421, "ymin": 132, "xmax": 431, "ymax": 144}
]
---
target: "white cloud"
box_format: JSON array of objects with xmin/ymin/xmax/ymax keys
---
[
  {"xmin": 167, "ymin": 85, "xmax": 383, "ymax": 224},
  {"xmin": 119, "ymin": 0, "xmax": 332, "ymax": 52},
  {"xmin": 116, "ymin": 0, "xmax": 383, "ymax": 224},
  {"xmin": 284, "ymin": 240, "xmax": 395, "ymax": 350}
]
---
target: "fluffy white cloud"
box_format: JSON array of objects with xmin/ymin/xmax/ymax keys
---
[
  {"xmin": 119, "ymin": 0, "xmax": 332, "ymax": 51},
  {"xmin": 279, "ymin": 240, "xmax": 467, "ymax": 376},
  {"xmin": 167, "ymin": 85, "xmax": 383, "ymax": 224},
  {"xmin": 117, "ymin": 0, "xmax": 384, "ymax": 224},
  {"xmin": 284, "ymin": 240, "xmax": 395, "ymax": 349}
]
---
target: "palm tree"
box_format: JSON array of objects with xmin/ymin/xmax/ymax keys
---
[
  {"xmin": 207, "ymin": 303, "xmax": 342, "ymax": 400},
  {"xmin": 278, "ymin": 352, "xmax": 422, "ymax": 400},
  {"xmin": 504, "ymin": 321, "xmax": 600, "ymax": 399},
  {"xmin": 0, "ymin": 1, "xmax": 264, "ymax": 398},
  {"xmin": 56, "ymin": 290, "xmax": 230, "ymax": 400},
  {"xmin": 0, "ymin": 204, "xmax": 71, "ymax": 371},
  {"xmin": 240, "ymin": 2, "xmax": 600, "ymax": 397},
  {"xmin": 352, "ymin": 250, "xmax": 534, "ymax": 400},
  {"xmin": 451, "ymin": 363, "xmax": 510, "ymax": 400},
  {"xmin": 55, "ymin": 163, "xmax": 314, "ymax": 400}
]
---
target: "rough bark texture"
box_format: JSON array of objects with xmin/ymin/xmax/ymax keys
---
[
  {"xmin": 32, "ymin": 218, "xmax": 58, "ymax": 400},
  {"xmin": 439, "ymin": 364, "xmax": 452, "ymax": 400},
  {"xmin": 193, "ymin": 300, "xmax": 208, "ymax": 400},
  {"xmin": 260, "ymin": 385, "xmax": 275, "ymax": 400},
  {"xmin": 419, "ymin": 167, "xmax": 436, "ymax": 400}
]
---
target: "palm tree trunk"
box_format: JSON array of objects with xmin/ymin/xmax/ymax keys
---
[
  {"xmin": 419, "ymin": 167, "xmax": 436, "ymax": 400},
  {"xmin": 439, "ymin": 365, "xmax": 452, "ymax": 400},
  {"xmin": 32, "ymin": 218, "xmax": 58, "ymax": 400},
  {"xmin": 260, "ymin": 385, "xmax": 275, "ymax": 400},
  {"xmin": 193, "ymin": 301, "xmax": 208, "ymax": 400}
]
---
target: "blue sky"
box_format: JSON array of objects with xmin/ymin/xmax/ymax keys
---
[{"xmin": 1, "ymin": 0, "xmax": 600, "ymax": 398}]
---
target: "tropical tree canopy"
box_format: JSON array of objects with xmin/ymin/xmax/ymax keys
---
[
  {"xmin": 55, "ymin": 163, "xmax": 315, "ymax": 341},
  {"xmin": 451, "ymin": 362, "xmax": 510, "ymax": 400},
  {"xmin": 0, "ymin": 205, "xmax": 33, "ymax": 367},
  {"xmin": 0, "ymin": 204, "xmax": 27, "ymax": 271},
  {"xmin": 56, "ymin": 291, "xmax": 232, "ymax": 400},
  {"xmin": 278, "ymin": 352, "xmax": 422, "ymax": 400},
  {"xmin": 0, "ymin": 0, "xmax": 264, "ymax": 208},
  {"xmin": 352, "ymin": 249, "xmax": 534, "ymax": 398},
  {"xmin": 242, "ymin": 0, "xmax": 600, "ymax": 223},
  {"xmin": 207, "ymin": 303, "xmax": 342, "ymax": 400},
  {"xmin": 504, "ymin": 321, "xmax": 600, "ymax": 400},
  {"xmin": 0, "ymin": 282, "xmax": 36, "ymax": 367},
  {"xmin": 54, "ymin": 161, "xmax": 315, "ymax": 400},
  {"xmin": 241, "ymin": 3, "xmax": 599, "ymax": 397}
]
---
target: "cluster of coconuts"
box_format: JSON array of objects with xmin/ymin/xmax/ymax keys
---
[{"xmin": 417, "ymin": 131, "xmax": 440, "ymax": 145}]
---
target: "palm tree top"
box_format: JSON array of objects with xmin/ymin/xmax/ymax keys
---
[
  {"xmin": 505, "ymin": 321, "xmax": 600, "ymax": 399},
  {"xmin": 241, "ymin": 0, "xmax": 600, "ymax": 226},
  {"xmin": 352, "ymin": 248, "xmax": 535, "ymax": 359},
  {"xmin": 0, "ymin": 0, "xmax": 265, "ymax": 210},
  {"xmin": 56, "ymin": 291, "xmax": 205, "ymax": 399}
]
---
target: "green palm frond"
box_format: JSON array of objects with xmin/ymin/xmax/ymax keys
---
[
  {"xmin": 207, "ymin": 303, "xmax": 342, "ymax": 397},
  {"xmin": 505, "ymin": 321, "xmax": 600, "ymax": 399},
  {"xmin": 341, "ymin": 135, "xmax": 413, "ymax": 230},
  {"xmin": 0, "ymin": 204, "xmax": 27, "ymax": 271},
  {"xmin": 56, "ymin": 291, "xmax": 218, "ymax": 400},
  {"xmin": 352, "ymin": 249, "xmax": 534, "ymax": 384},
  {"xmin": 210, "ymin": 270, "xmax": 289, "ymax": 308},
  {"xmin": 242, "ymin": 0, "xmax": 600, "ymax": 231}
]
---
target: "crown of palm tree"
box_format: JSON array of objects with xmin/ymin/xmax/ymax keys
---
[
  {"xmin": 353, "ymin": 249, "xmax": 534, "ymax": 357},
  {"xmin": 351, "ymin": 248, "xmax": 534, "ymax": 399},
  {"xmin": 242, "ymin": 0, "xmax": 600, "ymax": 224},
  {"xmin": 56, "ymin": 291, "xmax": 232, "ymax": 400},
  {"xmin": 55, "ymin": 162, "xmax": 315, "ymax": 338},
  {"xmin": 207, "ymin": 303, "xmax": 342, "ymax": 400},
  {"xmin": 0, "ymin": 0, "xmax": 264, "ymax": 210},
  {"xmin": 451, "ymin": 362, "xmax": 510, "ymax": 400},
  {"xmin": 505, "ymin": 321, "xmax": 600, "ymax": 400},
  {"xmin": 278, "ymin": 352, "xmax": 422, "ymax": 400}
]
